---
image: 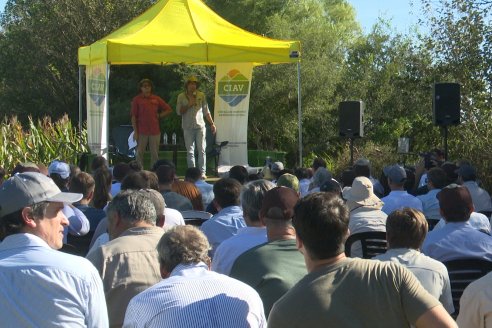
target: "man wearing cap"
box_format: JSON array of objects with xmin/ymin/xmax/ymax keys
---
[
  {"xmin": 48, "ymin": 160, "xmax": 90, "ymax": 246},
  {"xmin": 268, "ymin": 192, "xmax": 456, "ymax": 328},
  {"xmin": 342, "ymin": 176, "xmax": 387, "ymax": 258},
  {"xmin": 276, "ymin": 173, "xmax": 300, "ymax": 194},
  {"xmin": 0, "ymin": 172, "xmax": 108, "ymax": 327},
  {"xmin": 131, "ymin": 78, "xmax": 173, "ymax": 168},
  {"xmin": 422, "ymin": 184, "xmax": 492, "ymax": 262},
  {"xmin": 212, "ymin": 180, "xmax": 274, "ymax": 276},
  {"xmin": 230, "ymin": 186, "xmax": 306, "ymax": 317},
  {"xmin": 458, "ymin": 164, "xmax": 492, "ymax": 213},
  {"xmin": 87, "ymin": 189, "xmax": 165, "ymax": 327},
  {"xmin": 270, "ymin": 161, "xmax": 284, "ymax": 183},
  {"xmin": 381, "ymin": 164, "xmax": 423, "ymax": 215},
  {"xmin": 177, "ymin": 76, "xmax": 216, "ymax": 178}
]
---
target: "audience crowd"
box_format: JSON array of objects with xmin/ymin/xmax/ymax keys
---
[{"xmin": 2, "ymin": 149, "xmax": 492, "ymax": 327}]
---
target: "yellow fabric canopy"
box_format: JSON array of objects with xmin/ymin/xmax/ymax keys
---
[{"xmin": 78, "ymin": 0, "xmax": 301, "ymax": 66}]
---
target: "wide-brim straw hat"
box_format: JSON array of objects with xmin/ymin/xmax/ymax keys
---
[{"xmin": 342, "ymin": 176, "xmax": 382, "ymax": 206}]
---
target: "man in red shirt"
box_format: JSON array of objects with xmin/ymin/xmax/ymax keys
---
[{"xmin": 131, "ymin": 78, "xmax": 172, "ymax": 168}]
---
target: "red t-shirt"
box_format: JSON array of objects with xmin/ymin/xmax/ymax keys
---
[{"xmin": 131, "ymin": 94, "xmax": 171, "ymax": 135}]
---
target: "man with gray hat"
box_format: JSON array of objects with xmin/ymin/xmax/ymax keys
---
[
  {"xmin": 177, "ymin": 75, "xmax": 216, "ymax": 178},
  {"xmin": 0, "ymin": 172, "xmax": 108, "ymax": 327},
  {"xmin": 381, "ymin": 164, "xmax": 423, "ymax": 215}
]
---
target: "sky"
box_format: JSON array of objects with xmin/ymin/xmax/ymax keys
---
[
  {"xmin": 348, "ymin": 0, "xmax": 423, "ymax": 34},
  {"xmin": 0, "ymin": 0, "xmax": 422, "ymax": 34}
]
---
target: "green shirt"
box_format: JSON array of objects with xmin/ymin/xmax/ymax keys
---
[{"xmin": 230, "ymin": 239, "xmax": 307, "ymax": 317}]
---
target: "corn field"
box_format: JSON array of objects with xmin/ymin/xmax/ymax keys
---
[{"xmin": 0, "ymin": 115, "xmax": 88, "ymax": 175}]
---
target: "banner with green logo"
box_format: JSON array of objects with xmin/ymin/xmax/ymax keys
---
[
  {"xmin": 214, "ymin": 63, "xmax": 253, "ymax": 172},
  {"xmin": 86, "ymin": 64, "xmax": 109, "ymax": 156}
]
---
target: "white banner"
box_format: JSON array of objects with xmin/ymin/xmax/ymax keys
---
[
  {"xmin": 214, "ymin": 63, "xmax": 253, "ymax": 172},
  {"xmin": 86, "ymin": 64, "xmax": 109, "ymax": 157}
]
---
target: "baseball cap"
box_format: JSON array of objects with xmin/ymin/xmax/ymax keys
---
[
  {"xmin": 48, "ymin": 160, "xmax": 71, "ymax": 179},
  {"xmin": 383, "ymin": 165, "xmax": 407, "ymax": 184},
  {"xmin": 0, "ymin": 172, "xmax": 82, "ymax": 218},
  {"xmin": 260, "ymin": 186, "xmax": 299, "ymax": 221},
  {"xmin": 276, "ymin": 173, "xmax": 300, "ymax": 192},
  {"xmin": 342, "ymin": 176, "xmax": 381, "ymax": 206},
  {"xmin": 270, "ymin": 161, "xmax": 284, "ymax": 173}
]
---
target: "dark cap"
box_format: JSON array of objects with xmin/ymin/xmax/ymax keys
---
[
  {"xmin": 384, "ymin": 165, "xmax": 407, "ymax": 184},
  {"xmin": 260, "ymin": 186, "xmax": 299, "ymax": 220}
]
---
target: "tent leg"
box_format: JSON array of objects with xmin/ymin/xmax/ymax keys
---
[
  {"xmin": 78, "ymin": 66, "xmax": 84, "ymax": 150},
  {"xmin": 297, "ymin": 62, "xmax": 302, "ymax": 167},
  {"xmin": 104, "ymin": 64, "xmax": 111, "ymax": 160}
]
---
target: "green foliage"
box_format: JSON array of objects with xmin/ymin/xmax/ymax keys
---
[{"xmin": 0, "ymin": 115, "xmax": 88, "ymax": 174}]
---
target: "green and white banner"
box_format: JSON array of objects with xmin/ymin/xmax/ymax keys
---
[
  {"xmin": 214, "ymin": 63, "xmax": 253, "ymax": 172},
  {"xmin": 86, "ymin": 64, "xmax": 109, "ymax": 156}
]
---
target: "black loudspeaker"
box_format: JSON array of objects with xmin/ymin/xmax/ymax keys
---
[
  {"xmin": 339, "ymin": 101, "xmax": 364, "ymax": 138},
  {"xmin": 433, "ymin": 83, "xmax": 460, "ymax": 126}
]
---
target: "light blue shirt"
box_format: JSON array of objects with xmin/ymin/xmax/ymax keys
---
[
  {"xmin": 0, "ymin": 233, "xmax": 108, "ymax": 327},
  {"xmin": 195, "ymin": 179, "xmax": 214, "ymax": 209},
  {"xmin": 63, "ymin": 204, "xmax": 90, "ymax": 243},
  {"xmin": 422, "ymin": 222, "xmax": 492, "ymax": 262},
  {"xmin": 123, "ymin": 262, "xmax": 266, "ymax": 328},
  {"xmin": 417, "ymin": 189, "xmax": 441, "ymax": 220},
  {"xmin": 381, "ymin": 190, "xmax": 423, "ymax": 215},
  {"xmin": 375, "ymin": 248, "xmax": 454, "ymax": 314},
  {"xmin": 212, "ymin": 226, "xmax": 267, "ymax": 275},
  {"xmin": 201, "ymin": 205, "xmax": 246, "ymax": 257}
]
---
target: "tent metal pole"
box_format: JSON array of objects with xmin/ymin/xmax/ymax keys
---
[
  {"xmin": 78, "ymin": 66, "xmax": 83, "ymax": 149},
  {"xmin": 105, "ymin": 64, "xmax": 111, "ymax": 159},
  {"xmin": 297, "ymin": 61, "xmax": 302, "ymax": 167}
]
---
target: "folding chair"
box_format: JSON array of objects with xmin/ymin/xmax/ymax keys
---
[
  {"xmin": 181, "ymin": 210, "xmax": 212, "ymax": 227},
  {"xmin": 345, "ymin": 231, "xmax": 387, "ymax": 259},
  {"xmin": 443, "ymin": 258, "xmax": 492, "ymax": 317}
]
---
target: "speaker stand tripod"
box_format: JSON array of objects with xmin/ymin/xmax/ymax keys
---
[
  {"xmin": 349, "ymin": 137, "xmax": 355, "ymax": 166},
  {"xmin": 442, "ymin": 126, "xmax": 449, "ymax": 161}
]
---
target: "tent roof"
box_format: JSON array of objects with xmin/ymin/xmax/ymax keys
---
[{"xmin": 78, "ymin": 0, "xmax": 301, "ymax": 66}]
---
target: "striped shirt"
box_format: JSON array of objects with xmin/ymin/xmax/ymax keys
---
[{"xmin": 123, "ymin": 262, "xmax": 266, "ymax": 328}]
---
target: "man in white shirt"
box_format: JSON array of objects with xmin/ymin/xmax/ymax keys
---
[
  {"xmin": 458, "ymin": 164, "xmax": 492, "ymax": 213},
  {"xmin": 124, "ymin": 225, "xmax": 266, "ymax": 327},
  {"xmin": 375, "ymin": 208, "xmax": 454, "ymax": 314},
  {"xmin": 381, "ymin": 164, "xmax": 423, "ymax": 214},
  {"xmin": 422, "ymin": 184, "xmax": 492, "ymax": 262},
  {"xmin": 0, "ymin": 172, "xmax": 108, "ymax": 327},
  {"xmin": 212, "ymin": 179, "xmax": 274, "ymax": 275}
]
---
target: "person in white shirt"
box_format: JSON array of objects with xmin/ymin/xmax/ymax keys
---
[
  {"xmin": 375, "ymin": 208, "xmax": 454, "ymax": 314},
  {"xmin": 381, "ymin": 164, "xmax": 423, "ymax": 214},
  {"xmin": 458, "ymin": 164, "xmax": 492, "ymax": 213},
  {"xmin": 123, "ymin": 225, "xmax": 266, "ymax": 327},
  {"xmin": 0, "ymin": 172, "xmax": 108, "ymax": 327},
  {"xmin": 212, "ymin": 179, "xmax": 274, "ymax": 275}
]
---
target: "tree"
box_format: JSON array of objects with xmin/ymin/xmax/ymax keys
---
[{"xmin": 0, "ymin": 0, "xmax": 153, "ymax": 122}]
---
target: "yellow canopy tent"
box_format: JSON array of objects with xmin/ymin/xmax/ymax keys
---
[{"xmin": 77, "ymin": 0, "xmax": 303, "ymax": 163}]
